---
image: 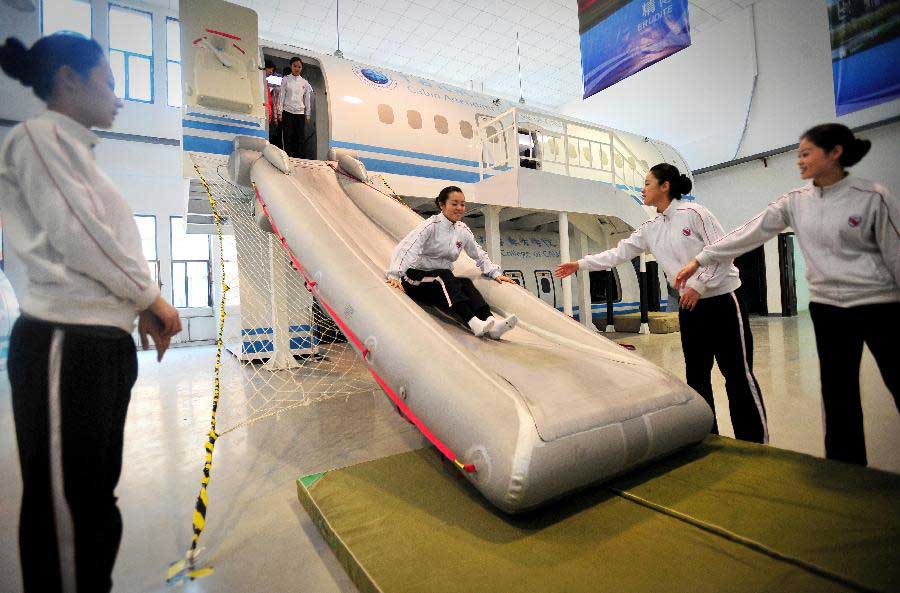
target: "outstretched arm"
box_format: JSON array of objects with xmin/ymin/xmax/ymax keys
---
[
  {"xmin": 556, "ymin": 226, "xmax": 648, "ymax": 279},
  {"xmin": 676, "ymin": 196, "xmax": 792, "ymax": 289}
]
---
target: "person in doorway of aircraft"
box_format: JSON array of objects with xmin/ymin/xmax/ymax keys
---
[
  {"xmin": 675, "ymin": 124, "xmax": 899, "ymax": 466},
  {"xmin": 387, "ymin": 186, "xmax": 519, "ymax": 339},
  {"xmin": 556, "ymin": 163, "xmax": 768, "ymax": 444},
  {"xmin": 275, "ymin": 56, "xmax": 313, "ymax": 159}
]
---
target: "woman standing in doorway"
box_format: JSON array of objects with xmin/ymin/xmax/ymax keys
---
[
  {"xmin": 0, "ymin": 33, "xmax": 181, "ymax": 593},
  {"xmin": 676, "ymin": 124, "xmax": 899, "ymax": 465},
  {"xmin": 275, "ymin": 56, "xmax": 313, "ymax": 158},
  {"xmin": 556, "ymin": 163, "xmax": 768, "ymax": 443}
]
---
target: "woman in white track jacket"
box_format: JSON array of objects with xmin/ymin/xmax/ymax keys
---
[
  {"xmin": 557, "ymin": 163, "xmax": 768, "ymax": 444},
  {"xmin": 387, "ymin": 186, "xmax": 519, "ymax": 339},
  {"xmin": 676, "ymin": 123, "xmax": 899, "ymax": 466}
]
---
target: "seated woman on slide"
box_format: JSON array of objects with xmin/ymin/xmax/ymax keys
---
[{"xmin": 386, "ymin": 186, "xmax": 519, "ymax": 339}]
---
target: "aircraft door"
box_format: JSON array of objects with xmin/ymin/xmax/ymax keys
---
[
  {"xmin": 778, "ymin": 233, "xmax": 797, "ymax": 316},
  {"xmin": 505, "ymin": 270, "xmax": 526, "ymax": 290},
  {"xmin": 534, "ymin": 270, "xmax": 557, "ymax": 308}
]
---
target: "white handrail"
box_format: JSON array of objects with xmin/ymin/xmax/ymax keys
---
[{"xmin": 473, "ymin": 107, "xmax": 649, "ymax": 203}]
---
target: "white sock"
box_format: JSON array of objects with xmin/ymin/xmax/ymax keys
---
[
  {"xmin": 488, "ymin": 314, "xmax": 518, "ymax": 340},
  {"xmin": 467, "ymin": 316, "xmax": 494, "ymax": 337}
]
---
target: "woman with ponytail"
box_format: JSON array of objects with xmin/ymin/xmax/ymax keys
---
[
  {"xmin": 0, "ymin": 34, "xmax": 181, "ymax": 592},
  {"xmin": 557, "ymin": 163, "xmax": 769, "ymax": 444},
  {"xmin": 676, "ymin": 123, "xmax": 898, "ymax": 466}
]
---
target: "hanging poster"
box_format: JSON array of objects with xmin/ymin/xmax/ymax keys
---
[
  {"xmin": 579, "ymin": 0, "xmax": 692, "ymax": 99},
  {"xmin": 828, "ymin": 0, "xmax": 900, "ymax": 115}
]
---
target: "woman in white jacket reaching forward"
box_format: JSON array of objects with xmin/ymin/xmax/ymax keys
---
[
  {"xmin": 676, "ymin": 123, "xmax": 899, "ymax": 466},
  {"xmin": 387, "ymin": 186, "xmax": 518, "ymax": 339},
  {"xmin": 556, "ymin": 163, "xmax": 768, "ymax": 444}
]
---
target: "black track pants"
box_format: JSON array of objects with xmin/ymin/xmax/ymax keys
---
[
  {"xmin": 808, "ymin": 301, "xmax": 900, "ymax": 465},
  {"xmin": 679, "ymin": 291, "xmax": 768, "ymax": 443},
  {"xmin": 8, "ymin": 316, "xmax": 137, "ymax": 593},
  {"xmin": 401, "ymin": 268, "xmax": 492, "ymax": 325}
]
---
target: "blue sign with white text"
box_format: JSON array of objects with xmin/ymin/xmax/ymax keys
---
[
  {"xmin": 579, "ymin": 0, "xmax": 691, "ymax": 99},
  {"xmin": 827, "ymin": 0, "xmax": 900, "ymax": 115}
]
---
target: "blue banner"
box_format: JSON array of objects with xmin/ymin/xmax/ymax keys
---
[
  {"xmin": 579, "ymin": 0, "xmax": 691, "ymax": 99},
  {"xmin": 828, "ymin": 0, "xmax": 900, "ymax": 115}
]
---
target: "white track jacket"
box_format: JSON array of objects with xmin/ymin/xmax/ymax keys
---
[
  {"xmin": 578, "ymin": 202, "xmax": 741, "ymax": 298},
  {"xmin": 0, "ymin": 111, "xmax": 159, "ymax": 332},
  {"xmin": 388, "ymin": 213, "xmax": 501, "ymax": 281},
  {"xmin": 695, "ymin": 175, "xmax": 899, "ymax": 308}
]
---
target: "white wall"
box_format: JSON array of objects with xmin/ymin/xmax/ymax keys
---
[{"xmin": 560, "ymin": 0, "xmax": 900, "ymax": 170}]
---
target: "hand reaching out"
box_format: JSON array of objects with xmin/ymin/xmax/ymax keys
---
[{"xmin": 554, "ymin": 261, "xmax": 579, "ymax": 279}]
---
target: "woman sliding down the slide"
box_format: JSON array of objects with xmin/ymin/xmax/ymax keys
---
[{"xmin": 386, "ymin": 186, "xmax": 519, "ymax": 338}]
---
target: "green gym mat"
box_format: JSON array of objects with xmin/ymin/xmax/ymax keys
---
[{"xmin": 297, "ymin": 437, "xmax": 899, "ymax": 593}]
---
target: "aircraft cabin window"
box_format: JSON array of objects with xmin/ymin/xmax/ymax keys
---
[
  {"xmin": 407, "ymin": 110, "xmax": 422, "ymax": 130},
  {"xmin": 434, "ymin": 115, "xmax": 449, "ymax": 134},
  {"xmin": 486, "ymin": 125, "xmax": 499, "ymax": 144},
  {"xmin": 459, "ymin": 120, "xmax": 473, "ymax": 139},
  {"xmin": 378, "ymin": 104, "xmax": 394, "ymax": 125}
]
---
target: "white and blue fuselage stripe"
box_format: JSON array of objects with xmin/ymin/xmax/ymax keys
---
[{"xmin": 182, "ymin": 106, "xmax": 267, "ymax": 156}]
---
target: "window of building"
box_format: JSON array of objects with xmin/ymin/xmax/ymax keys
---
[
  {"xmin": 170, "ymin": 216, "xmax": 211, "ymax": 308},
  {"xmin": 42, "ymin": 0, "xmax": 91, "ymax": 37},
  {"xmin": 166, "ymin": 18, "xmax": 182, "ymax": 107},
  {"xmin": 221, "ymin": 234, "xmax": 240, "ymax": 307},
  {"xmin": 377, "ymin": 104, "xmax": 394, "ymax": 124},
  {"xmin": 434, "ymin": 114, "xmax": 448, "ymax": 134},
  {"xmin": 134, "ymin": 214, "xmax": 159, "ymax": 286},
  {"xmin": 109, "ymin": 5, "xmax": 153, "ymax": 103},
  {"xmin": 406, "ymin": 110, "xmax": 422, "ymax": 130},
  {"xmin": 459, "ymin": 120, "xmax": 473, "ymax": 139}
]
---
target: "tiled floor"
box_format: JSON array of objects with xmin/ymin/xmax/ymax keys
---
[{"xmin": 0, "ymin": 312, "xmax": 896, "ymax": 593}]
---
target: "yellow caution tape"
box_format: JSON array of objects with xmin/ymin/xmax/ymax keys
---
[{"xmin": 166, "ymin": 164, "xmax": 230, "ymax": 585}]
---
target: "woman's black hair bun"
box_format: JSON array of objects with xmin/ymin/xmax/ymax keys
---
[
  {"xmin": 679, "ymin": 173, "xmax": 693, "ymax": 196},
  {"xmin": 0, "ymin": 37, "xmax": 32, "ymax": 86}
]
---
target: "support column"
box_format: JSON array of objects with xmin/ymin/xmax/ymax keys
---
[
  {"xmin": 484, "ymin": 205, "xmax": 502, "ymax": 266},
  {"xmin": 638, "ymin": 253, "xmax": 650, "ymax": 335},
  {"xmin": 263, "ymin": 235, "xmax": 301, "ymax": 370},
  {"xmin": 559, "ymin": 212, "xmax": 572, "ymax": 317},
  {"xmin": 605, "ymin": 273, "xmax": 616, "ymax": 332},
  {"xmin": 576, "ymin": 229, "xmax": 594, "ymax": 330}
]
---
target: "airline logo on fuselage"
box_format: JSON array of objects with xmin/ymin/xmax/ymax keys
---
[{"xmin": 354, "ymin": 66, "xmax": 398, "ymax": 90}]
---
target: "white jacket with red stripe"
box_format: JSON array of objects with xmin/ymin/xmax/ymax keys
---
[
  {"xmin": 695, "ymin": 175, "xmax": 900, "ymax": 308},
  {"xmin": 578, "ymin": 201, "xmax": 741, "ymax": 298},
  {"xmin": 387, "ymin": 212, "xmax": 502, "ymax": 281},
  {"xmin": 0, "ymin": 111, "xmax": 159, "ymax": 332}
]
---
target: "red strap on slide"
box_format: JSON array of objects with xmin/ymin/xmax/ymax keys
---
[{"xmin": 254, "ymin": 187, "xmax": 476, "ymax": 473}]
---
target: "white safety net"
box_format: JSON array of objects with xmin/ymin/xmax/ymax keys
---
[{"xmin": 187, "ymin": 153, "xmax": 376, "ymax": 436}]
